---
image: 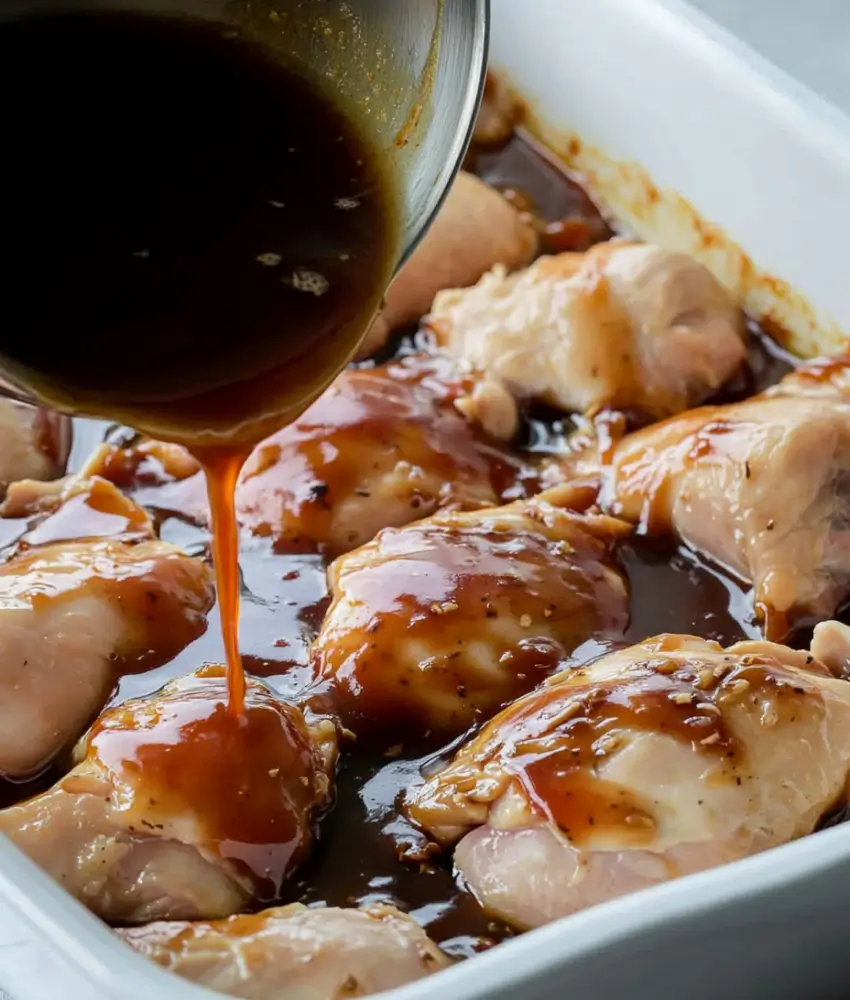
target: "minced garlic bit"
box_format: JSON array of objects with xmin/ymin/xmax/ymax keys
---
[
  {"xmin": 256, "ymin": 252, "xmax": 282, "ymax": 267},
  {"xmin": 290, "ymin": 268, "xmax": 330, "ymax": 296},
  {"xmin": 721, "ymin": 678, "xmax": 751, "ymax": 703},
  {"xmin": 695, "ymin": 667, "xmax": 716, "ymax": 690}
]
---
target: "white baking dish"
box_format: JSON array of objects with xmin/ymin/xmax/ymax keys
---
[{"xmin": 3, "ymin": 1, "xmax": 850, "ymax": 997}]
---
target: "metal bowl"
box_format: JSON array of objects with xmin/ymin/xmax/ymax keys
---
[
  {"xmin": 0, "ymin": 0, "xmax": 488, "ymax": 267},
  {"xmin": 0, "ymin": 0, "xmax": 489, "ymax": 406}
]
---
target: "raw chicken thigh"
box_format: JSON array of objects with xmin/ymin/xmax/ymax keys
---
[
  {"xmin": 428, "ymin": 241, "xmax": 746, "ymax": 420},
  {"xmin": 606, "ymin": 364, "xmax": 850, "ymax": 639},
  {"xmin": 358, "ymin": 171, "xmax": 537, "ymax": 359},
  {"xmin": 309, "ymin": 486, "xmax": 630, "ymax": 740},
  {"xmin": 0, "ymin": 668, "xmax": 337, "ymax": 923},
  {"xmin": 407, "ymin": 630, "xmax": 850, "ymax": 930},
  {"xmin": 0, "ymin": 400, "xmax": 71, "ymax": 494},
  {"xmin": 118, "ymin": 903, "xmax": 450, "ymax": 1000},
  {"xmin": 0, "ymin": 473, "xmax": 153, "ymax": 540},
  {"xmin": 0, "ymin": 478, "xmax": 213, "ymax": 777}
]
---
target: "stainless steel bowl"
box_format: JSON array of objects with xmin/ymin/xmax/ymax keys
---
[
  {"xmin": 1, "ymin": 0, "xmax": 489, "ymax": 263},
  {"xmin": 0, "ymin": 0, "xmax": 490, "ymax": 405},
  {"xmin": 180, "ymin": 0, "xmax": 491, "ymax": 266}
]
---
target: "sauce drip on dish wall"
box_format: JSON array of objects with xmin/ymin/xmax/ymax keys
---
[
  {"xmin": 0, "ymin": 10, "xmax": 401, "ymax": 716},
  {"xmin": 0, "ymin": 116, "xmax": 804, "ymax": 952}
]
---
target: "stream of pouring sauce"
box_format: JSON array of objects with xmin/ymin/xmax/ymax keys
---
[{"xmin": 198, "ymin": 449, "xmax": 252, "ymax": 714}]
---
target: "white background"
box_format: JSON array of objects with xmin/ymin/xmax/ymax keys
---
[{"xmin": 687, "ymin": 0, "xmax": 850, "ymax": 115}]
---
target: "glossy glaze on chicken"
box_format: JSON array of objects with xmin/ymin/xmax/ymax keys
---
[{"xmin": 1, "ymin": 96, "xmax": 848, "ymax": 1000}]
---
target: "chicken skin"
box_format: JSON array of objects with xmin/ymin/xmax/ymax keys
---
[
  {"xmin": 117, "ymin": 903, "xmax": 450, "ymax": 1000},
  {"xmin": 0, "ymin": 668, "xmax": 337, "ymax": 922},
  {"xmin": 0, "ymin": 400, "xmax": 71, "ymax": 495},
  {"xmin": 0, "ymin": 478, "xmax": 213, "ymax": 778},
  {"xmin": 428, "ymin": 241, "xmax": 746, "ymax": 421},
  {"xmin": 406, "ymin": 630, "xmax": 850, "ymax": 930},
  {"xmin": 357, "ymin": 171, "xmax": 537, "ymax": 359},
  {"xmin": 606, "ymin": 368, "xmax": 850, "ymax": 639},
  {"xmin": 309, "ymin": 487, "xmax": 631, "ymax": 741}
]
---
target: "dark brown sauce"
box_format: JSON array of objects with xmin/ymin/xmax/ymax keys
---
[
  {"xmin": 0, "ymin": 10, "xmax": 398, "ymax": 444},
  {"xmin": 286, "ymin": 751, "xmax": 511, "ymax": 959},
  {"xmin": 0, "ymin": 128, "xmax": 805, "ymax": 949},
  {"xmin": 473, "ymin": 132, "xmax": 614, "ymax": 246}
]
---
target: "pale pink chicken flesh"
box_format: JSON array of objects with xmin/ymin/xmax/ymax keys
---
[
  {"xmin": 406, "ymin": 630, "xmax": 850, "ymax": 930},
  {"xmin": 0, "ymin": 669, "xmax": 337, "ymax": 923},
  {"xmin": 606, "ymin": 360, "xmax": 850, "ymax": 639},
  {"xmin": 0, "ymin": 400, "xmax": 71, "ymax": 495},
  {"xmin": 358, "ymin": 171, "xmax": 537, "ymax": 359},
  {"xmin": 309, "ymin": 486, "xmax": 630, "ymax": 741},
  {"xmin": 0, "ymin": 477, "xmax": 213, "ymax": 777},
  {"xmin": 117, "ymin": 903, "xmax": 450, "ymax": 1000},
  {"xmin": 428, "ymin": 241, "xmax": 746, "ymax": 420}
]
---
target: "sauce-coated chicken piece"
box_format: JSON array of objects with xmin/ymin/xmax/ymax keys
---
[
  {"xmin": 84, "ymin": 358, "xmax": 538, "ymax": 557},
  {"xmin": 79, "ymin": 437, "xmax": 202, "ymax": 490},
  {"xmin": 0, "ymin": 400, "xmax": 71, "ymax": 495},
  {"xmin": 0, "ymin": 478, "xmax": 213, "ymax": 778},
  {"xmin": 606, "ymin": 383, "xmax": 850, "ymax": 640},
  {"xmin": 0, "ymin": 669, "xmax": 337, "ymax": 922},
  {"xmin": 357, "ymin": 171, "xmax": 537, "ymax": 359},
  {"xmin": 428, "ymin": 241, "xmax": 746, "ymax": 420},
  {"xmin": 309, "ymin": 487, "xmax": 631, "ymax": 740},
  {"xmin": 79, "ymin": 437, "xmax": 209, "ymax": 526},
  {"xmin": 117, "ymin": 903, "xmax": 450, "ymax": 1000},
  {"xmin": 407, "ymin": 631, "xmax": 850, "ymax": 930},
  {"xmin": 237, "ymin": 357, "xmax": 538, "ymax": 557},
  {"xmin": 0, "ymin": 474, "xmax": 153, "ymax": 542}
]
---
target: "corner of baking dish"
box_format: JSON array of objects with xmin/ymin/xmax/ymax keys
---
[{"xmin": 489, "ymin": 0, "xmax": 850, "ymax": 360}]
